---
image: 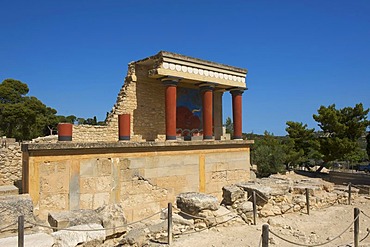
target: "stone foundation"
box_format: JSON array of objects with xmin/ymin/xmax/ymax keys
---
[{"xmin": 22, "ymin": 140, "xmax": 252, "ymax": 221}]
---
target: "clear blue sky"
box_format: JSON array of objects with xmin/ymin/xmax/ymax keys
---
[{"xmin": 1, "ymin": 0, "xmax": 369, "ymax": 136}]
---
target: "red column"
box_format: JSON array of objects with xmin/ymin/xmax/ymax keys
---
[
  {"xmin": 201, "ymin": 84, "xmax": 214, "ymax": 140},
  {"xmin": 231, "ymin": 89, "xmax": 244, "ymax": 140},
  {"xmin": 118, "ymin": 114, "xmax": 130, "ymax": 141},
  {"xmin": 57, "ymin": 123, "xmax": 73, "ymax": 141},
  {"xmin": 163, "ymin": 79, "xmax": 178, "ymax": 140}
]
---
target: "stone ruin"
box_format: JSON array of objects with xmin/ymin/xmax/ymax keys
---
[{"xmin": 0, "ymin": 172, "xmax": 359, "ymax": 246}]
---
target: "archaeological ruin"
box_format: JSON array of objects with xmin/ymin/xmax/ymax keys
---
[{"xmin": 20, "ymin": 51, "xmax": 254, "ymax": 221}]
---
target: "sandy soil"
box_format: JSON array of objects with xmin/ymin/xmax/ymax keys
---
[{"xmin": 170, "ymin": 196, "xmax": 370, "ymax": 247}]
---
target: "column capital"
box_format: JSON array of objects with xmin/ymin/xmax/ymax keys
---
[
  {"xmin": 162, "ymin": 77, "xmax": 181, "ymax": 86},
  {"xmin": 230, "ymin": 87, "xmax": 245, "ymax": 96},
  {"xmin": 199, "ymin": 82, "xmax": 216, "ymax": 92}
]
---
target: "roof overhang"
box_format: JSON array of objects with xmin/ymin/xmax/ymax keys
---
[{"xmin": 135, "ymin": 51, "xmax": 248, "ymax": 89}]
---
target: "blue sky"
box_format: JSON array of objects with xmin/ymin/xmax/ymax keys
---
[{"xmin": 1, "ymin": 0, "xmax": 369, "ymax": 136}]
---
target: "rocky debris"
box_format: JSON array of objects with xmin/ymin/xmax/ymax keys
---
[
  {"xmin": 95, "ymin": 204, "xmax": 127, "ymax": 236},
  {"xmin": 176, "ymin": 192, "xmax": 219, "ymax": 214},
  {"xmin": 48, "ymin": 204, "xmax": 127, "ymax": 237},
  {"xmin": 119, "ymin": 228, "xmax": 148, "ymax": 246},
  {"xmin": 222, "ymin": 185, "xmax": 244, "ymax": 205},
  {"xmin": 223, "ymin": 173, "xmax": 358, "ymax": 223},
  {"xmin": 0, "ymin": 232, "xmax": 54, "ymax": 247},
  {"xmin": 51, "ymin": 224, "xmax": 105, "ymax": 247},
  {"xmin": 0, "ymin": 194, "xmax": 36, "ymax": 232}
]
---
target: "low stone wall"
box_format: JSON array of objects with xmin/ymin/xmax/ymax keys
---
[
  {"xmin": 22, "ymin": 140, "xmax": 252, "ymax": 221},
  {"xmin": 222, "ymin": 173, "xmax": 354, "ymax": 222},
  {"xmin": 0, "ymin": 143, "xmax": 22, "ymax": 187},
  {"xmin": 72, "ymin": 125, "xmax": 116, "ymax": 142}
]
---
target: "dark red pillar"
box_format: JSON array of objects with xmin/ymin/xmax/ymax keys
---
[
  {"xmin": 118, "ymin": 114, "xmax": 130, "ymax": 141},
  {"xmin": 231, "ymin": 89, "xmax": 244, "ymax": 140},
  {"xmin": 57, "ymin": 123, "xmax": 73, "ymax": 141},
  {"xmin": 163, "ymin": 78, "xmax": 178, "ymax": 141},
  {"xmin": 201, "ymin": 84, "xmax": 214, "ymax": 140}
]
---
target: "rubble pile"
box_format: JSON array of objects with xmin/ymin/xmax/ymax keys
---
[{"xmin": 222, "ymin": 173, "xmax": 356, "ymax": 222}]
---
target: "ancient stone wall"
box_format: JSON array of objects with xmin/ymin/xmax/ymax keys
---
[
  {"xmin": 0, "ymin": 142, "xmax": 22, "ymax": 187},
  {"xmin": 72, "ymin": 125, "xmax": 116, "ymax": 142},
  {"xmin": 22, "ymin": 141, "xmax": 252, "ymax": 221}
]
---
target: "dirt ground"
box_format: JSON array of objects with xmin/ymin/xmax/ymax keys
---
[{"xmin": 169, "ymin": 196, "xmax": 370, "ymax": 247}]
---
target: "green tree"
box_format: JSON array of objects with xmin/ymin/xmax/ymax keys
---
[
  {"xmin": 285, "ymin": 121, "xmax": 321, "ymax": 167},
  {"xmin": 313, "ymin": 103, "xmax": 369, "ymax": 170},
  {"xmin": 224, "ymin": 117, "xmax": 233, "ymax": 135},
  {"xmin": 366, "ymin": 132, "xmax": 370, "ymax": 160},
  {"xmin": 0, "ymin": 79, "xmax": 75, "ymax": 140},
  {"xmin": 252, "ymin": 131, "xmax": 286, "ymax": 177}
]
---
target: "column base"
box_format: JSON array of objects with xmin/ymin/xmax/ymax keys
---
[
  {"xmin": 119, "ymin": 136, "xmax": 130, "ymax": 141},
  {"xmin": 166, "ymin": 136, "xmax": 177, "ymax": 141},
  {"xmin": 203, "ymin": 136, "xmax": 214, "ymax": 140},
  {"xmin": 58, "ymin": 136, "xmax": 72, "ymax": 141}
]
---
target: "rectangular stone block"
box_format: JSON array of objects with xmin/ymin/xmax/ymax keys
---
[
  {"xmin": 0, "ymin": 185, "xmax": 19, "ymax": 196},
  {"xmin": 80, "ymin": 177, "xmax": 97, "ymax": 193},
  {"xmin": 97, "ymin": 159, "xmax": 112, "ymax": 176},
  {"xmin": 80, "ymin": 159, "xmax": 97, "ymax": 177}
]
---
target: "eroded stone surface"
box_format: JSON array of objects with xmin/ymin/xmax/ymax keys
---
[
  {"xmin": 222, "ymin": 185, "xmax": 244, "ymax": 205},
  {"xmin": 48, "ymin": 210, "xmax": 101, "ymax": 230},
  {"xmin": 95, "ymin": 204, "xmax": 127, "ymax": 236},
  {"xmin": 176, "ymin": 192, "xmax": 219, "ymax": 214},
  {"xmin": 0, "ymin": 194, "xmax": 36, "ymax": 232},
  {"xmin": 51, "ymin": 224, "xmax": 105, "ymax": 247}
]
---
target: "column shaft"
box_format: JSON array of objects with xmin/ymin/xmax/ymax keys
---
[
  {"xmin": 202, "ymin": 86, "xmax": 214, "ymax": 140},
  {"xmin": 163, "ymin": 80, "xmax": 178, "ymax": 140},
  {"xmin": 231, "ymin": 90, "xmax": 244, "ymax": 139}
]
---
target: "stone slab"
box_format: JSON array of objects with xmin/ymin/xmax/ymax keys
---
[
  {"xmin": 0, "ymin": 233, "xmax": 54, "ymax": 247},
  {"xmin": 52, "ymin": 224, "xmax": 105, "ymax": 247},
  {"xmin": 0, "ymin": 185, "xmax": 19, "ymax": 196}
]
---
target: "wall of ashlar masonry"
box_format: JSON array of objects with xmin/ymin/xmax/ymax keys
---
[{"xmin": 22, "ymin": 141, "xmax": 252, "ymax": 221}]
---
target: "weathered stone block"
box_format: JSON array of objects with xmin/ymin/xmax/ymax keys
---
[
  {"xmin": 176, "ymin": 192, "xmax": 219, "ymax": 214},
  {"xmin": 52, "ymin": 224, "xmax": 105, "ymax": 247},
  {"xmin": 222, "ymin": 185, "xmax": 245, "ymax": 205},
  {"xmin": 95, "ymin": 203, "xmax": 127, "ymax": 236},
  {"xmin": 48, "ymin": 209, "xmax": 101, "ymax": 230},
  {"xmin": 0, "ymin": 185, "xmax": 18, "ymax": 196},
  {"xmin": 0, "ymin": 194, "xmax": 36, "ymax": 232},
  {"xmin": 0, "ymin": 233, "xmax": 54, "ymax": 247}
]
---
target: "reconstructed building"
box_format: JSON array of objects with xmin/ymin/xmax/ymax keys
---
[{"xmin": 22, "ymin": 51, "xmax": 254, "ymax": 221}]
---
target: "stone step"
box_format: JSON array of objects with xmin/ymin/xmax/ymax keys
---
[{"xmin": 0, "ymin": 185, "xmax": 19, "ymax": 196}]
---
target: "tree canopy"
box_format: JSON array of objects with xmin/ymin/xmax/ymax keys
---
[
  {"xmin": 313, "ymin": 103, "xmax": 369, "ymax": 164},
  {"xmin": 0, "ymin": 79, "xmax": 76, "ymax": 140},
  {"xmin": 252, "ymin": 131, "xmax": 286, "ymax": 177}
]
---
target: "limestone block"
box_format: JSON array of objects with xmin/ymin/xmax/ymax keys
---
[
  {"xmin": 95, "ymin": 203, "xmax": 127, "ymax": 236},
  {"xmin": 238, "ymin": 201, "xmax": 253, "ymax": 213},
  {"xmin": 0, "ymin": 185, "xmax": 19, "ymax": 196},
  {"xmin": 52, "ymin": 224, "xmax": 105, "ymax": 247},
  {"xmin": 0, "ymin": 233, "xmax": 54, "ymax": 247},
  {"xmin": 39, "ymin": 193, "xmax": 68, "ymax": 212},
  {"xmin": 119, "ymin": 228, "xmax": 147, "ymax": 246},
  {"xmin": 48, "ymin": 210, "xmax": 101, "ymax": 230},
  {"xmin": 0, "ymin": 194, "xmax": 36, "ymax": 232},
  {"xmin": 236, "ymin": 182, "xmax": 271, "ymax": 206},
  {"xmin": 222, "ymin": 185, "xmax": 245, "ymax": 205},
  {"xmin": 93, "ymin": 192, "xmax": 110, "ymax": 208},
  {"xmin": 176, "ymin": 192, "xmax": 219, "ymax": 214}
]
